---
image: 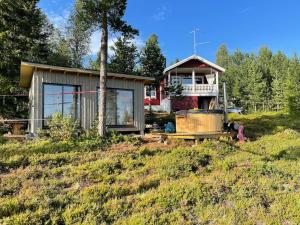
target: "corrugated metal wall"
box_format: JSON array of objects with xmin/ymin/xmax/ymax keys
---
[{"xmin": 29, "ymin": 70, "xmax": 145, "ymax": 134}]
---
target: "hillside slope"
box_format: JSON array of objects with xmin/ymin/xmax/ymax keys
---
[{"xmin": 0, "ymin": 112, "xmax": 300, "ymax": 224}]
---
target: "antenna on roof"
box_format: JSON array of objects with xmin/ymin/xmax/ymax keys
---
[{"xmin": 190, "ymin": 28, "xmax": 210, "ymax": 55}]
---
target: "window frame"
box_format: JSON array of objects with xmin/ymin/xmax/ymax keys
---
[
  {"xmin": 96, "ymin": 87, "xmax": 135, "ymax": 128},
  {"xmin": 181, "ymin": 76, "xmax": 193, "ymax": 85},
  {"xmin": 144, "ymin": 86, "xmax": 156, "ymax": 99},
  {"xmin": 171, "ymin": 77, "xmax": 182, "ymax": 86},
  {"xmin": 42, "ymin": 83, "xmax": 82, "ymax": 128}
]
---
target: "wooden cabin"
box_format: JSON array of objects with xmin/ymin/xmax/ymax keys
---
[
  {"xmin": 20, "ymin": 62, "xmax": 154, "ymax": 135},
  {"xmin": 144, "ymin": 55, "xmax": 225, "ymax": 112}
]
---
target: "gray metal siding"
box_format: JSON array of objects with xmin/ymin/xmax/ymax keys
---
[{"xmin": 29, "ymin": 71, "xmax": 145, "ymax": 133}]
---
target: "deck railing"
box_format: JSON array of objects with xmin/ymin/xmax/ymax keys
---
[{"xmin": 182, "ymin": 84, "xmax": 217, "ymax": 95}]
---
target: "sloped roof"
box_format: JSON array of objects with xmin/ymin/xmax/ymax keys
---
[
  {"xmin": 20, "ymin": 62, "xmax": 155, "ymax": 88},
  {"xmin": 164, "ymin": 55, "xmax": 225, "ymax": 74}
]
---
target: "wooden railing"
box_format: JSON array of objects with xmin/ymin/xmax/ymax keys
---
[{"xmin": 182, "ymin": 84, "xmax": 217, "ymax": 95}]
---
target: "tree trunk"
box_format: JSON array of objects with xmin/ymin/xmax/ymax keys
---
[{"xmin": 98, "ymin": 13, "xmax": 108, "ymax": 136}]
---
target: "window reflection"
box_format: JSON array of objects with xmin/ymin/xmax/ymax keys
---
[
  {"xmin": 43, "ymin": 84, "xmax": 80, "ymax": 126},
  {"xmin": 97, "ymin": 88, "xmax": 134, "ymax": 126}
]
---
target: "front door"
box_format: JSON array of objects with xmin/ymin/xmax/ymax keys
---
[{"xmin": 198, "ymin": 97, "xmax": 212, "ymax": 110}]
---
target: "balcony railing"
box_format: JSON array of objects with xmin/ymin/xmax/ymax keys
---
[{"xmin": 182, "ymin": 84, "xmax": 218, "ymax": 95}]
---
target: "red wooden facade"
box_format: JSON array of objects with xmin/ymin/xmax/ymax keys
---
[
  {"xmin": 144, "ymin": 87, "xmax": 160, "ymax": 106},
  {"xmin": 143, "ymin": 55, "xmax": 225, "ymax": 112}
]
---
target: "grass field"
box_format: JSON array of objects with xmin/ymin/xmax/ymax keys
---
[{"xmin": 0, "ymin": 111, "xmax": 300, "ymax": 224}]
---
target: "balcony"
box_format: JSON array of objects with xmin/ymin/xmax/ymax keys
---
[{"xmin": 182, "ymin": 84, "xmax": 218, "ymax": 96}]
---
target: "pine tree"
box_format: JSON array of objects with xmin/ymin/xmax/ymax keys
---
[
  {"xmin": 284, "ymin": 55, "xmax": 300, "ymax": 117},
  {"xmin": 0, "ymin": 0, "xmax": 52, "ymax": 79},
  {"xmin": 109, "ymin": 35, "xmax": 138, "ymax": 74},
  {"xmin": 271, "ymin": 51, "xmax": 288, "ymax": 110},
  {"xmin": 47, "ymin": 30, "xmax": 72, "ymax": 67},
  {"xmin": 0, "ymin": 0, "xmax": 52, "ymax": 118},
  {"xmin": 257, "ymin": 47, "xmax": 273, "ymax": 109},
  {"xmin": 140, "ymin": 34, "xmax": 166, "ymax": 111},
  {"xmin": 66, "ymin": 1, "xmax": 91, "ymax": 68},
  {"xmin": 76, "ymin": 0, "xmax": 138, "ymax": 136},
  {"xmin": 140, "ymin": 34, "xmax": 166, "ymax": 86},
  {"xmin": 245, "ymin": 59, "xmax": 267, "ymax": 112}
]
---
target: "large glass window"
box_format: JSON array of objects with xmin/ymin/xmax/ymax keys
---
[
  {"xmin": 43, "ymin": 84, "xmax": 81, "ymax": 126},
  {"xmin": 97, "ymin": 88, "xmax": 134, "ymax": 127},
  {"xmin": 182, "ymin": 76, "xmax": 192, "ymax": 85}
]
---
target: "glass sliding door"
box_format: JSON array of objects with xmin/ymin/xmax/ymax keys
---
[
  {"xmin": 43, "ymin": 85, "xmax": 63, "ymax": 123},
  {"xmin": 43, "ymin": 84, "xmax": 81, "ymax": 126},
  {"xmin": 115, "ymin": 89, "xmax": 134, "ymax": 126},
  {"xmin": 63, "ymin": 86, "xmax": 80, "ymax": 118},
  {"xmin": 97, "ymin": 88, "xmax": 134, "ymax": 127}
]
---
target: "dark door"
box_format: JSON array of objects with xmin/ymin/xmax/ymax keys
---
[{"xmin": 198, "ymin": 97, "xmax": 211, "ymax": 110}]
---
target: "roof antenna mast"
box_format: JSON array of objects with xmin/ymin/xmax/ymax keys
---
[{"xmin": 191, "ymin": 28, "xmax": 210, "ymax": 55}]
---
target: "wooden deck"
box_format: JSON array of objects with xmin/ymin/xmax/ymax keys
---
[
  {"xmin": 3, "ymin": 134, "xmax": 26, "ymax": 140},
  {"xmin": 163, "ymin": 132, "xmax": 230, "ymax": 141}
]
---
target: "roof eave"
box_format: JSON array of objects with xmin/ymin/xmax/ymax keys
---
[
  {"xmin": 163, "ymin": 55, "xmax": 225, "ymax": 74},
  {"xmin": 20, "ymin": 62, "xmax": 155, "ymax": 88}
]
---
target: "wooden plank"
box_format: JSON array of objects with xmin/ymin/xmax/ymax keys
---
[
  {"xmin": 176, "ymin": 113, "xmax": 223, "ymax": 133},
  {"xmin": 165, "ymin": 132, "xmax": 229, "ymax": 140}
]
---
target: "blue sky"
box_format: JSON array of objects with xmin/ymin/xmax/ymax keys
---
[{"xmin": 39, "ymin": 0, "xmax": 300, "ymax": 65}]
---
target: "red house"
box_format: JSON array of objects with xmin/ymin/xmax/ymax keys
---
[{"xmin": 144, "ymin": 55, "xmax": 225, "ymax": 112}]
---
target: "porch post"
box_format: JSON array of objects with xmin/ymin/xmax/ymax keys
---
[
  {"xmin": 216, "ymin": 71, "xmax": 219, "ymax": 106},
  {"xmin": 192, "ymin": 69, "xmax": 195, "ymax": 92},
  {"xmin": 168, "ymin": 72, "xmax": 171, "ymax": 86}
]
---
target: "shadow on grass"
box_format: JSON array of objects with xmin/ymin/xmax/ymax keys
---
[
  {"xmin": 272, "ymin": 146, "xmax": 300, "ymax": 161},
  {"xmin": 232, "ymin": 113, "xmax": 300, "ymax": 140}
]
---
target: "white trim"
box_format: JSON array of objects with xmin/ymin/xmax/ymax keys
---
[
  {"xmin": 192, "ymin": 69, "xmax": 195, "ymax": 92},
  {"xmin": 171, "ymin": 77, "xmax": 182, "ymax": 86},
  {"xmin": 216, "ymin": 72, "xmax": 219, "ymax": 106},
  {"xmin": 144, "ymin": 86, "xmax": 157, "ymax": 99},
  {"xmin": 164, "ymin": 55, "xmax": 225, "ymax": 74}
]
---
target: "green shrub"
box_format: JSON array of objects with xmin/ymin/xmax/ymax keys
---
[
  {"xmin": 0, "ymin": 135, "xmax": 6, "ymax": 145},
  {"xmin": 0, "ymin": 123, "xmax": 10, "ymax": 135},
  {"xmin": 107, "ymin": 130, "xmax": 142, "ymax": 145},
  {"xmin": 158, "ymin": 148, "xmax": 211, "ymax": 179},
  {"xmin": 46, "ymin": 113, "xmax": 79, "ymax": 142}
]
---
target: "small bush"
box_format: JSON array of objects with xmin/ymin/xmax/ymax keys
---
[
  {"xmin": 0, "ymin": 135, "xmax": 6, "ymax": 145},
  {"xmin": 107, "ymin": 130, "xmax": 142, "ymax": 146},
  {"xmin": 0, "ymin": 123, "xmax": 10, "ymax": 135},
  {"xmin": 47, "ymin": 113, "xmax": 80, "ymax": 142},
  {"xmin": 158, "ymin": 148, "xmax": 211, "ymax": 179}
]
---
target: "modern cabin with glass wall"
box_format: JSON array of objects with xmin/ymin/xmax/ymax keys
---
[{"xmin": 20, "ymin": 62, "xmax": 154, "ymax": 135}]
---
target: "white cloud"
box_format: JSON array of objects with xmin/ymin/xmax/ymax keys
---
[
  {"xmin": 153, "ymin": 5, "xmax": 171, "ymax": 21},
  {"xmin": 238, "ymin": 7, "xmax": 252, "ymax": 14}
]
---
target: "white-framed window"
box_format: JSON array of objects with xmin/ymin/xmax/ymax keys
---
[
  {"xmin": 171, "ymin": 77, "xmax": 181, "ymax": 86},
  {"xmin": 182, "ymin": 76, "xmax": 192, "ymax": 85},
  {"xmin": 144, "ymin": 86, "xmax": 156, "ymax": 99}
]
